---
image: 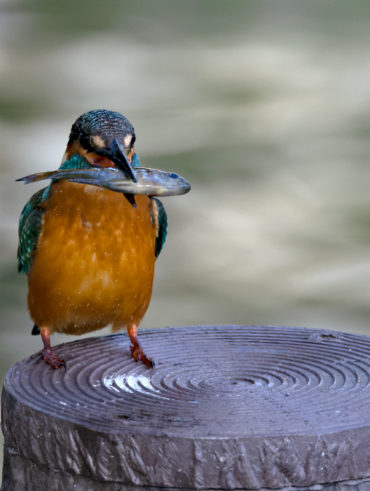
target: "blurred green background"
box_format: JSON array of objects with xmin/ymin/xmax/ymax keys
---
[{"xmin": 1, "ymin": 0, "xmax": 370, "ymax": 436}]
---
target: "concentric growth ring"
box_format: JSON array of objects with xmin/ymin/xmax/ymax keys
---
[
  {"xmin": 3, "ymin": 325, "xmax": 370, "ymax": 489},
  {"xmin": 6, "ymin": 325, "xmax": 370, "ymax": 437}
]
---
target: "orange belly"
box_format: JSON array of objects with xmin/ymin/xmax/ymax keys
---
[{"xmin": 28, "ymin": 181, "xmax": 156, "ymax": 334}]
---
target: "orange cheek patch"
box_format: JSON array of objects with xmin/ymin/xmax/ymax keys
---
[
  {"xmin": 126, "ymin": 147, "xmax": 135, "ymax": 163},
  {"xmin": 86, "ymin": 153, "xmax": 115, "ymax": 168}
]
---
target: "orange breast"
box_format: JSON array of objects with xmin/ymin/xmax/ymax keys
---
[{"xmin": 28, "ymin": 181, "xmax": 156, "ymax": 334}]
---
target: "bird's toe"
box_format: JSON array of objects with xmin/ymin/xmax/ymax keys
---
[
  {"xmin": 130, "ymin": 345, "xmax": 155, "ymax": 368},
  {"xmin": 42, "ymin": 348, "xmax": 66, "ymax": 369}
]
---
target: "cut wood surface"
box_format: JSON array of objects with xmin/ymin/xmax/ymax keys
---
[{"xmin": 2, "ymin": 325, "xmax": 370, "ymax": 490}]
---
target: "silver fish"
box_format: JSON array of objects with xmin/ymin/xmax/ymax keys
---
[{"xmin": 17, "ymin": 166, "xmax": 191, "ymax": 197}]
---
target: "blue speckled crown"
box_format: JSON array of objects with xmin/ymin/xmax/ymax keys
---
[{"xmin": 68, "ymin": 109, "xmax": 136, "ymax": 150}]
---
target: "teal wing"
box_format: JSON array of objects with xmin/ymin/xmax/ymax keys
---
[
  {"xmin": 152, "ymin": 198, "xmax": 168, "ymax": 258},
  {"xmin": 17, "ymin": 186, "xmax": 50, "ymax": 274},
  {"xmin": 17, "ymin": 155, "xmax": 90, "ymax": 274}
]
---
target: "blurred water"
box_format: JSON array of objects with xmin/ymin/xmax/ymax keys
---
[{"xmin": 1, "ymin": 0, "xmax": 370, "ymax": 471}]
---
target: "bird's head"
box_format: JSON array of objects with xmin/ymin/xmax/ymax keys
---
[{"xmin": 63, "ymin": 109, "xmax": 140, "ymax": 180}]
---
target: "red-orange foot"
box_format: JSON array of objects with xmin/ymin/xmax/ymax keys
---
[
  {"xmin": 40, "ymin": 326, "xmax": 65, "ymax": 369},
  {"xmin": 130, "ymin": 344, "xmax": 155, "ymax": 368},
  {"xmin": 42, "ymin": 348, "xmax": 66, "ymax": 369}
]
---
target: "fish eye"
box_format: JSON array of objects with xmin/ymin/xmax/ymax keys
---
[{"xmin": 169, "ymin": 172, "xmax": 178, "ymax": 179}]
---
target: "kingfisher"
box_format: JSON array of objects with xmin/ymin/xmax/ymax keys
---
[{"xmin": 17, "ymin": 109, "xmax": 170, "ymax": 369}]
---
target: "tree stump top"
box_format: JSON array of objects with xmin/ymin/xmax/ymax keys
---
[{"xmin": 3, "ymin": 325, "xmax": 370, "ymax": 489}]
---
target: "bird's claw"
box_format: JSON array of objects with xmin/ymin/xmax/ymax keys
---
[
  {"xmin": 42, "ymin": 348, "xmax": 66, "ymax": 369},
  {"xmin": 130, "ymin": 344, "xmax": 155, "ymax": 368}
]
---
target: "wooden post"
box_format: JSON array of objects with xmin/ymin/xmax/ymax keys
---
[{"xmin": 2, "ymin": 325, "xmax": 370, "ymax": 490}]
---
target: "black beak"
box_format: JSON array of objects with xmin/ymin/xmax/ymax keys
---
[
  {"xmin": 95, "ymin": 138, "xmax": 137, "ymax": 207},
  {"xmin": 101, "ymin": 138, "xmax": 137, "ymax": 182},
  {"xmin": 111, "ymin": 138, "xmax": 137, "ymax": 182}
]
